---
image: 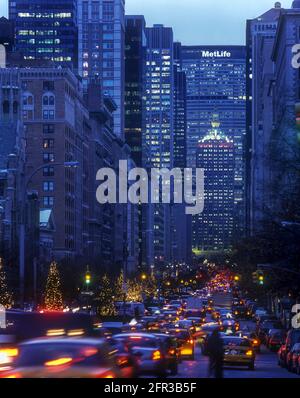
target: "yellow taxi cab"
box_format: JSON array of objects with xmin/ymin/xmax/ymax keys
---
[
  {"xmin": 222, "ymin": 336, "xmax": 255, "ymax": 370},
  {"xmin": 167, "ymin": 329, "xmax": 195, "ymax": 360}
]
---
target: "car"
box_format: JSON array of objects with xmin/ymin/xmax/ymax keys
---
[
  {"xmin": 220, "ymin": 319, "xmax": 239, "ymax": 334},
  {"xmin": 223, "ymin": 336, "xmax": 256, "ymax": 370},
  {"xmin": 140, "ymin": 316, "xmax": 160, "ymax": 332},
  {"xmin": 113, "ymin": 333, "xmax": 168, "ymax": 377},
  {"xmin": 0, "ymin": 310, "xmax": 101, "ymax": 373},
  {"xmin": 101, "ymin": 322, "xmax": 131, "ymax": 336},
  {"xmin": 278, "ymin": 329, "xmax": 300, "ymax": 367},
  {"xmin": 258, "ymin": 320, "xmax": 283, "ymax": 343},
  {"xmin": 108, "ymin": 338, "xmax": 139, "ymax": 377},
  {"xmin": 0, "ymin": 338, "xmax": 121, "ymax": 378},
  {"xmin": 174, "ymin": 320, "xmax": 196, "ymax": 335},
  {"xmin": 167, "ymin": 329, "xmax": 195, "ymax": 360},
  {"xmin": 154, "ymin": 333, "xmax": 180, "ymax": 375},
  {"xmin": 233, "ymin": 306, "xmax": 251, "ymax": 320},
  {"xmin": 286, "ymin": 343, "xmax": 300, "ymax": 373},
  {"xmin": 266, "ymin": 329, "xmax": 285, "ymax": 351},
  {"xmin": 239, "ymin": 331, "xmax": 261, "ymax": 352}
]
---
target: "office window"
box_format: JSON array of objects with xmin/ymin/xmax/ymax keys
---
[
  {"xmin": 43, "ymin": 124, "xmax": 55, "ymax": 134},
  {"xmin": 43, "ymin": 196, "xmax": 54, "ymax": 207},
  {"xmin": 43, "ymin": 138, "xmax": 54, "ymax": 149},
  {"xmin": 43, "ymin": 153, "xmax": 55, "ymax": 163},
  {"xmin": 43, "ymin": 166, "xmax": 54, "ymax": 177}
]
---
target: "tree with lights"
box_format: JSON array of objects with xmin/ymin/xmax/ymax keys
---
[
  {"xmin": 0, "ymin": 258, "xmax": 13, "ymax": 308},
  {"xmin": 127, "ymin": 279, "xmax": 142, "ymax": 302},
  {"xmin": 114, "ymin": 270, "xmax": 126, "ymax": 302},
  {"xmin": 96, "ymin": 274, "xmax": 116, "ymax": 316},
  {"xmin": 44, "ymin": 261, "xmax": 63, "ymax": 311},
  {"xmin": 142, "ymin": 274, "xmax": 158, "ymax": 300}
]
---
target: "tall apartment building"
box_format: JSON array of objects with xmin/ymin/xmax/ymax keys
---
[
  {"xmin": 77, "ymin": 0, "xmax": 125, "ymax": 138},
  {"xmin": 196, "ymin": 117, "xmax": 235, "ymax": 251},
  {"xmin": 9, "ymin": 0, "xmax": 78, "ymax": 69},
  {"xmin": 19, "ymin": 68, "xmax": 89, "ymax": 262},
  {"xmin": 0, "ymin": 69, "xmax": 25, "ymax": 266},
  {"xmin": 246, "ymin": 2, "xmax": 282, "ymax": 234}
]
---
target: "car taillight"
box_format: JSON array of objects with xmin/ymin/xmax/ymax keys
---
[
  {"xmin": 103, "ymin": 373, "xmax": 116, "ymax": 378},
  {"xmin": 152, "ymin": 350, "xmax": 162, "ymax": 360},
  {"xmin": 116, "ymin": 356, "xmax": 129, "ymax": 367},
  {"xmin": 3, "ymin": 373, "xmax": 21, "ymax": 379},
  {"xmin": 0, "ymin": 348, "xmax": 19, "ymax": 366}
]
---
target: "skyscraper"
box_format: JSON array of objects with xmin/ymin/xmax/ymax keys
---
[
  {"xmin": 77, "ymin": 0, "xmax": 125, "ymax": 138},
  {"xmin": 144, "ymin": 25, "xmax": 174, "ymax": 267},
  {"xmin": 270, "ymin": 3, "xmax": 300, "ymax": 221},
  {"xmin": 125, "ymin": 15, "xmax": 147, "ymax": 167},
  {"xmin": 196, "ymin": 117, "xmax": 235, "ymax": 251},
  {"xmin": 246, "ymin": 3, "xmax": 282, "ymax": 234},
  {"xmin": 181, "ymin": 45, "xmax": 247, "ymax": 245},
  {"xmin": 9, "ymin": 0, "xmax": 78, "ymax": 69}
]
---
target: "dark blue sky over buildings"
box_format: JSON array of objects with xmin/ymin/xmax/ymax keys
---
[{"xmin": 0, "ymin": 0, "xmax": 292, "ymax": 44}]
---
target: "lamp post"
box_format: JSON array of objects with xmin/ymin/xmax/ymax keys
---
[{"xmin": 19, "ymin": 161, "xmax": 79, "ymax": 308}]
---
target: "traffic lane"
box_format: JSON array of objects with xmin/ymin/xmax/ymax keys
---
[{"xmin": 173, "ymin": 345, "xmax": 299, "ymax": 378}]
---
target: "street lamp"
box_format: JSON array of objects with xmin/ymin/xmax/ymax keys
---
[{"xmin": 19, "ymin": 161, "xmax": 79, "ymax": 308}]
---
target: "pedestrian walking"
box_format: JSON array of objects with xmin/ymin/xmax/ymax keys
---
[{"xmin": 207, "ymin": 328, "xmax": 224, "ymax": 378}]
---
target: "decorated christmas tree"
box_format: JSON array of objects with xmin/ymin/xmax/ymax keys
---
[
  {"xmin": 96, "ymin": 274, "xmax": 116, "ymax": 316},
  {"xmin": 114, "ymin": 270, "xmax": 126, "ymax": 302},
  {"xmin": 127, "ymin": 279, "xmax": 142, "ymax": 302},
  {"xmin": 0, "ymin": 258, "xmax": 13, "ymax": 308},
  {"xmin": 44, "ymin": 261, "xmax": 63, "ymax": 311},
  {"xmin": 143, "ymin": 274, "xmax": 158, "ymax": 300}
]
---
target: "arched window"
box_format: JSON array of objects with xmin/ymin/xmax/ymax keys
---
[
  {"xmin": 43, "ymin": 93, "xmax": 55, "ymax": 107},
  {"xmin": 43, "ymin": 95, "xmax": 49, "ymax": 106},
  {"xmin": 23, "ymin": 93, "xmax": 34, "ymax": 106},
  {"xmin": 49, "ymin": 95, "xmax": 55, "ymax": 106}
]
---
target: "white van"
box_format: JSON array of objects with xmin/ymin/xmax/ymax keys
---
[{"xmin": 115, "ymin": 302, "xmax": 145, "ymax": 317}]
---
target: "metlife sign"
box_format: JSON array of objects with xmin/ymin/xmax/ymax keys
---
[{"xmin": 201, "ymin": 50, "xmax": 231, "ymax": 58}]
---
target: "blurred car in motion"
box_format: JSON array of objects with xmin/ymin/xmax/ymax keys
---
[
  {"xmin": 154, "ymin": 333, "xmax": 180, "ymax": 375},
  {"xmin": 0, "ymin": 338, "xmax": 122, "ymax": 378},
  {"xmin": 223, "ymin": 336, "xmax": 255, "ymax": 370},
  {"xmin": 0, "ymin": 310, "xmax": 101, "ymax": 373},
  {"xmin": 108, "ymin": 338, "xmax": 139, "ymax": 377},
  {"xmin": 113, "ymin": 333, "xmax": 168, "ymax": 377},
  {"xmin": 167, "ymin": 329, "xmax": 194, "ymax": 360}
]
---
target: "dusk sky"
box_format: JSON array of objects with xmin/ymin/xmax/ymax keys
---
[{"xmin": 0, "ymin": 0, "xmax": 293, "ymax": 44}]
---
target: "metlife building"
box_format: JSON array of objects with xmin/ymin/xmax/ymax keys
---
[{"xmin": 181, "ymin": 45, "xmax": 247, "ymax": 246}]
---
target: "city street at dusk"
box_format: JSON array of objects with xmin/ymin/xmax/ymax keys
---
[{"xmin": 0, "ymin": 0, "xmax": 300, "ymax": 387}]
